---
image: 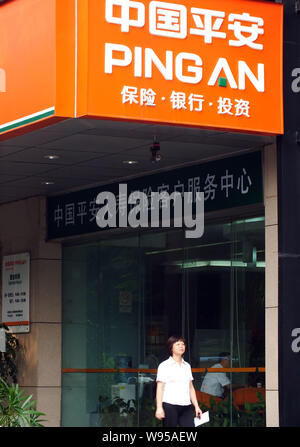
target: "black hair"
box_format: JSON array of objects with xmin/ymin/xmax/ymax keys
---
[
  {"xmin": 218, "ymin": 352, "xmax": 230, "ymax": 363},
  {"xmin": 167, "ymin": 335, "xmax": 186, "ymax": 356}
]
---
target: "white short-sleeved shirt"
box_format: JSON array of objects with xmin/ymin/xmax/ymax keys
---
[
  {"xmin": 200, "ymin": 363, "xmax": 230, "ymax": 397},
  {"xmin": 156, "ymin": 357, "xmax": 193, "ymax": 406}
]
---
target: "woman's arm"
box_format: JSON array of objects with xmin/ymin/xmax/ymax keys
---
[
  {"xmin": 189, "ymin": 381, "xmax": 202, "ymax": 418},
  {"xmin": 155, "ymin": 381, "xmax": 165, "ymax": 420}
]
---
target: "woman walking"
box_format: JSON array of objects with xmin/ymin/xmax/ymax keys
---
[{"xmin": 155, "ymin": 335, "xmax": 202, "ymax": 427}]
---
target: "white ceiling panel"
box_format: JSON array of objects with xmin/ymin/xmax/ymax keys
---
[
  {"xmin": 0, "ymin": 145, "xmax": 27, "ymax": 157},
  {"xmin": 40, "ymin": 165, "xmax": 126, "ymax": 181},
  {"xmin": 0, "ymin": 161, "xmax": 58, "ymax": 175},
  {"xmin": 40, "ymin": 134, "xmax": 152, "ymax": 153},
  {"xmin": 0, "ymin": 118, "xmax": 275, "ymax": 204},
  {"xmin": 0, "ymin": 147, "xmax": 103, "ymax": 165}
]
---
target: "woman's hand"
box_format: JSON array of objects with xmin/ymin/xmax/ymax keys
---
[
  {"xmin": 189, "ymin": 381, "xmax": 202, "ymax": 419},
  {"xmin": 155, "ymin": 381, "xmax": 165, "ymax": 420},
  {"xmin": 194, "ymin": 406, "xmax": 202, "ymax": 418},
  {"xmin": 155, "ymin": 407, "xmax": 165, "ymax": 420}
]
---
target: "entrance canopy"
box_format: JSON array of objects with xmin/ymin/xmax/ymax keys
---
[
  {"xmin": 0, "ymin": 118, "xmax": 273, "ymax": 205},
  {"xmin": 0, "ymin": 0, "xmax": 281, "ymax": 204}
]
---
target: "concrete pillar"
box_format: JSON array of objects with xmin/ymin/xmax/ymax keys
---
[
  {"xmin": 264, "ymin": 144, "xmax": 279, "ymax": 427},
  {"xmin": 0, "ymin": 196, "xmax": 62, "ymax": 427}
]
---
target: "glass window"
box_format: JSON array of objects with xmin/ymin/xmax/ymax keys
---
[{"xmin": 61, "ymin": 217, "xmax": 265, "ymax": 427}]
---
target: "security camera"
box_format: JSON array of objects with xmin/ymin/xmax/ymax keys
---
[{"xmin": 150, "ymin": 137, "xmax": 162, "ymax": 163}]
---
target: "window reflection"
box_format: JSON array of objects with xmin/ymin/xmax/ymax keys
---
[{"xmin": 62, "ymin": 217, "xmax": 265, "ymax": 426}]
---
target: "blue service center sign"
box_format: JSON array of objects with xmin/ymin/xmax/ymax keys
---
[{"xmin": 46, "ymin": 151, "xmax": 263, "ymax": 240}]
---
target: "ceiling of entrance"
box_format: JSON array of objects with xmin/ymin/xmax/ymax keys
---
[{"xmin": 0, "ymin": 118, "xmax": 274, "ymax": 205}]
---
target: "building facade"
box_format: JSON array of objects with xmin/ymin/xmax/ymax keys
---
[{"xmin": 0, "ymin": 0, "xmax": 298, "ymax": 427}]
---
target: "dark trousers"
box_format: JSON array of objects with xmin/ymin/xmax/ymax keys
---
[{"xmin": 162, "ymin": 402, "xmax": 194, "ymax": 427}]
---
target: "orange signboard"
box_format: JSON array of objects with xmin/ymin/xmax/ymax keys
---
[
  {"xmin": 0, "ymin": 0, "xmax": 56, "ymax": 135},
  {"xmin": 0, "ymin": 0, "xmax": 284, "ymax": 137},
  {"xmin": 79, "ymin": 0, "xmax": 283, "ymax": 134}
]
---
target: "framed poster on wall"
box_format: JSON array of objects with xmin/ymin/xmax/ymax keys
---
[{"xmin": 1, "ymin": 252, "xmax": 30, "ymax": 333}]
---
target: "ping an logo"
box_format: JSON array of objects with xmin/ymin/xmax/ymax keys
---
[{"xmin": 0, "ymin": 68, "xmax": 6, "ymax": 92}]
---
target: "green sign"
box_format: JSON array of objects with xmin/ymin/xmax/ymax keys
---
[{"xmin": 47, "ymin": 151, "xmax": 262, "ymax": 239}]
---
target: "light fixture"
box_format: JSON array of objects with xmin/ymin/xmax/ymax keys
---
[
  {"xmin": 41, "ymin": 181, "xmax": 55, "ymax": 185},
  {"xmin": 44, "ymin": 154, "xmax": 60, "ymax": 160},
  {"xmin": 122, "ymin": 160, "xmax": 138, "ymax": 165},
  {"xmin": 176, "ymin": 260, "xmax": 265, "ymax": 269}
]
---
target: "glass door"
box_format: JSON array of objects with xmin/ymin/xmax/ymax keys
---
[
  {"xmin": 62, "ymin": 235, "xmax": 141, "ymax": 427},
  {"xmin": 184, "ymin": 217, "xmax": 265, "ymax": 427},
  {"xmin": 61, "ymin": 217, "xmax": 265, "ymax": 427}
]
